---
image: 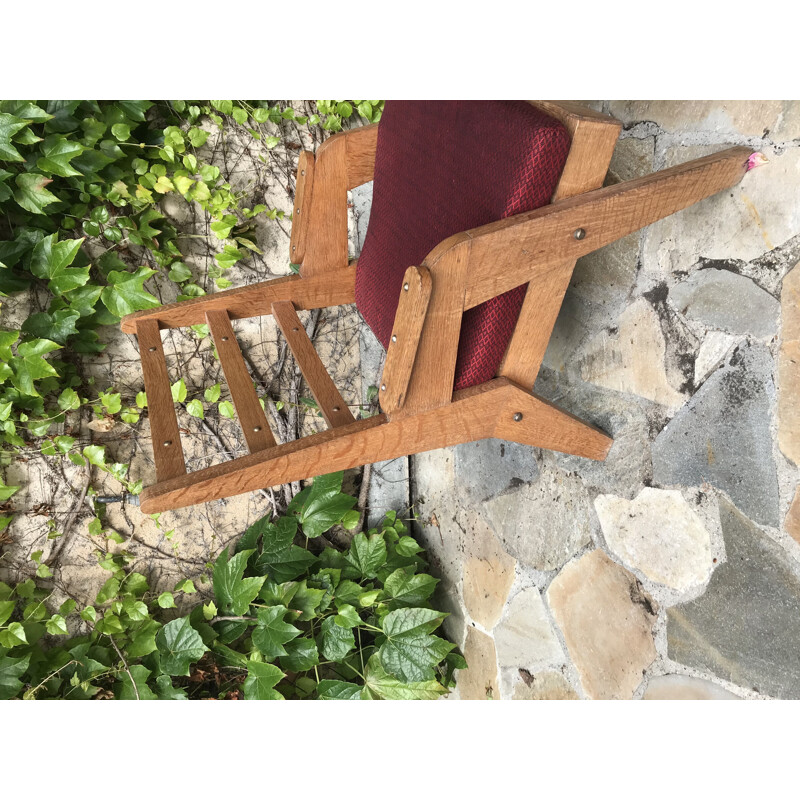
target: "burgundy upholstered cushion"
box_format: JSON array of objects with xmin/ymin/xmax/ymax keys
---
[{"xmin": 354, "ymin": 100, "xmax": 570, "ymax": 391}]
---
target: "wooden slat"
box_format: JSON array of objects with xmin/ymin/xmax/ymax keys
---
[
  {"xmin": 136, "ymin": 319, "xmax": 186, "ymax": 482},
  {"xmin": 300, "ymin": 133, "xmax": 349, "ymax": 277},
  {"xmin": 499, "ymin": 102, "xmax": 619, "ymax": 387},
  {"xmin": 289, "ymin": 150, "xmax": 315, "ymax": 265},
  {"xmin": 271, "ymin": 300, "xmax": 355, "ymax": 428},
  {"xmin": 379, "ymin": 266, "xmax": 432, "ymax": 414},
  {"xmin": 389, "ymin": 240, "xmax": 472, "ymax": 418},
  {"xmin": 463, "ymin": 146, "xmax": 752, "ymax": 309},
  {"xmin": 138, "ymin": 377, "xmax": 610, "ymax": 513},
  {"xmin": 345, "ymin": 123, "xmax": 379, "ymax": 189},
  {"xmin": 120, "ymin": 268, "xmax": 356, "ymax": 333},
  {"xmin": 205, "ymin": 310, "xmax": 276, "ymax": 453}
]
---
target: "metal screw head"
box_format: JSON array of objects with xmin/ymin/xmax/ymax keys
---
[
  {"xmin": 148, "ymin": 346, "xmax": 157, "ymax": 352},
  {"xmin": 253, "ymin": 426, "xmax": 261, "ymax": 432},
  {"xmin": 573, "ymin": 228, "xmax": 586, "ymax": 240},
  {"xmin": 381, "ymin": 384, "xmax": 386, "ymax": 391},
  {"xmin": 332, "ymin": 406, "xmax": 340, "ymax": 412},
  {"xmin": 296, "ymin": 208, "xmax": 301, "ymax": 215},
  {"xmin": 513, "ymin": 412, "xmax": 523, "ymax": 422},
  {"xmin": 301, "ymin": 170, "xmax": 306, "ymax": 176},
  {"xmin": 403, "ymin": 282, "xmax": 409, "ymax": 291},
  {"xmin": 391, "ymin": 335, "xmax": 397, "ymax": 343},
  {"xmin": 221, "ymin": 336, "xmax": 229, "ymax": 342},
  {"xmin": 163, "ymin": 440, "xmax": 172, "ymax": 447},
  {"xmin": 292, "ymin": 245, "xmax": 296, "ymax": 251}
]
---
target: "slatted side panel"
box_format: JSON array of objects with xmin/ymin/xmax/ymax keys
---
[
  {"xmin": 136, "ymin": 319, "xmax": 187, "ymax": 482},
  {"xmin": 205, "ymin": 309, "xmax": 277, "ymax": 453},
  {"xmin": 271, "ymin": 300, "xmax": 355, "ymax": 428}
]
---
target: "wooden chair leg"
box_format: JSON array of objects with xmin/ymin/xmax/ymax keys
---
[{"xmin": 494, "ymin": 380, "xmax": 612, "ymax": 461}]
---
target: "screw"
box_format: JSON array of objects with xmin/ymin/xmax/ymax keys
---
[
  {"xmin": 148, "ymin": 346, "xmax": 156, "ymax": 352},
  {"xmin": 253, "ymin": 426, "xmax": 261, "ymax": 432},
  {"xmin": 163, "ymin": 440, "xmax": 172, "ymax": 447},
  {"xmin": 301, "ymin": 170, "xmax": 306, "ymax": 176},
  {"xmin": 391, "ymin": 335, "xmax": 397, "ymax": 343},
  {"xmin": 292, "ymin": 245, "xmax": 296, "ymax": 251},
  {"xmin": 292, "ymin": 327, "xmax": 299, "ymax": 332},
  {"xmin": 332, "ymin": 406, "xmax": 340, "ymax": 412},
  {"xmin": 573, "ymin": 228, "xmax": 586, "ymax": 240},
  {"xmin": 403, "ymin": 282, "xmax": 409, "ymax": 291},
  {"xmin": 221, "ymin": 336, "xmax": 228, "ymax": 341},
  {"xmin": 296, "ymin": 208, "xmax": 301, "ymax": 215},
  {"xmin": 513, "ymin": 412, "xmax": 523, "ymax": 422},
  {"xmin": 381, "ymin": 384, "xmax": 386, "ymax": 391}
]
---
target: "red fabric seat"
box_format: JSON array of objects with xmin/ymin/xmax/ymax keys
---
[{"xmin": 354, "ymin": 100, "xmax": 570, "ymax": 391}]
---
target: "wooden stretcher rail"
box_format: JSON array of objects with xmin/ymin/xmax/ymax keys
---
[
  {"xmin": 136, "ymin": 319, "xmax": 186, "ymax": 482},
  {"xmin": 271, "ymin": 300, "xmax": 356, "ymax": 428},
  {"xmin": 205, "ymin": 309, "xmax": 276, "ymax": 453}
]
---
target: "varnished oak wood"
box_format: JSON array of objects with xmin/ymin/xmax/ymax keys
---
[
  {"xmin": 500, "ymin": 102, "xmax": 618, "ymax": 387},
  {"xmin": 379, "ymin": 266, "xmax": 432, "ymax": 414},
  {"xmin": 205, "ymin": 309, "xmax": 276, "ymax": 453},
  {"xmin": 271, "ymin": 300, "xmax": 355, "ymax": 428},
  {"xmin": 289, "ymin": 150, "xmax": 315, "ymax": 264},
  {"xmin": 136, "ymin": 319, "xmax": 186, "ymax": 482},
  {"xmin": 345, "ymin": 123, "xmax": 379, "ymax": 189},
  {"xmin": 120, "ymin": 267, "xmax": 356, "ymax": 333},
  {"xmin": 463, "ymin": 146, "xmax": 751, "ymax": 309}
]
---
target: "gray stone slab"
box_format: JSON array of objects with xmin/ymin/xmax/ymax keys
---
[
  {"xmin": 651, "ymin": 341, "xmax": 779, "ymax": 527},
  {"xmin": 669, "ymin": 268, "xmax": 779, "ymax": 338},
  {"xmin": 453, "ymin": 438, "xmax": 539, "ymax": 503},
  {"xmin": 667, "ymin": 497, "xmax": 800, "ymax": 698}
]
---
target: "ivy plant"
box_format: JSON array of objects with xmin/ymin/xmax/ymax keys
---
[{"xmin": 0, "ymin": 471, "xmax": 463, "ymax": 699}]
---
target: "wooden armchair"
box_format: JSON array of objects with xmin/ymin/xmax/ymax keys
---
[{"xmin": 120, "ymin": 101, "xmax": 755, "ymax": 513}]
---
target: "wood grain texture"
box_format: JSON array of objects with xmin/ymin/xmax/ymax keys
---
[
  {"xmin": 135, "ymin": 319, "xmax": 186, "ymax": 482},
  {"xmin": 205, "ymin": 309, "xmax": 276, "ymax": 453},
  {"xmin": 345, "ymin": 123, "xmax": 379, "ymax": 189},
  {"xmin": 389, "ymin": 241, "xmax": 472, "ymax": 418},
  {"xmin": 120, "ymin": 268, "xmax": 356, "ymax": 333},
  {"xmin": 494, "ymin": 380, "xmax": 612, "ymax": 460},
  {"xmin": 463, "ymin": 146, "xmax": 752, "ymax": 309},
  {"xmin": 271, "ymin": 300, "xmax": 355, "ymax": 428},
  {"xmin": 289, "ymin": 150, "xmax": 315, "ymax": 265},
  {"xmin": 139, "ymin": 379, "xmax": 507, "ymax": 512},
  {"xmin": 499, "ymin": 102, "xmax": 617, "ymax": 387},
  {"xmin": 301, "ymin": 133, "xmax": 349, "ymax": 277},
  {"xmin": 379, "ymin": 265, "xmax": 432, "ymax": 414}
]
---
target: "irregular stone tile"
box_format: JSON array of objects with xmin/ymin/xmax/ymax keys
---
[
  {"xmin": 667, "ymin": 497, "xmax": 800, "ymax": 699},
  {"xmin": 786, "ymin": 486, "xmax": 800, "ymax": 546},
  {"xmin": 778, "ymin": 262, "xmax": 800, "ymax": 465},
  {"xmin": 669, "ymin": 268, "xmax": 779, "ymax": 338},
  {"xmin": 457, "ymin": 627, "xmax": 500, "ymax": 700},
  {"xmin": 595, "ymin": 488, "xmax": 714, "ymax": 592},
  {"xmin": 494, "ymin": 588, "xmax": 564, "ymax": 669},
  {"xmin": 643, "ymin": 675, "xmax": 741, "ymax": 700},
  {"xmin": 462, "ymin": 516, "xmax": 516, "ymax": 630},
  {"xmin": 484, "ymin": 466, "xmax": 592, "ymax": 571},
  {"xmin": 652, "ymin": 341, "xmax": 779, "ymax": 527},
  {"xmin": 579, "ymin": 298, "xmax": 686, "ymax": 411},
  {"xmin": 570, "ymin": 233, "xmax": 640, "ymax": 311},
  {"xmin": 607, "ymin": 100, "xmax": 794, "ymax": 139},
  {"xmin": 642, "ymin": 146, "xmax": 800, "ymax": 278},
  {"xmin": 454, "ymin": 439, "xmax": 539, "ymax": 503},
  {"xmin": 542, "ymin": 290, "xmax": 591, "ymax": 374},
  {"xmin": 607, "ymin": 135, "xmax": 655, "ymax": 184},
  {"xmin": 547, "ymin": 549, "xmax": 658, "ymax": 699},
  {"xmin": 514, "ymin": 670, "xmax": 579, "ymax": 700},
  {"xmin": 694, "ymin": 331, "xmax": 741, "ymax": 386}
]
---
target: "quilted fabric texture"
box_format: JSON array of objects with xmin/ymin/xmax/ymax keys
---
[{"xmin": 354, "ymin": 100, "xmax": 571, "ymax": 391}]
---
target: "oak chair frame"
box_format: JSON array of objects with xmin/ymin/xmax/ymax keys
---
[{"xmin": 121, "ymin": 102, "xmax": 753, "ymax": 513}]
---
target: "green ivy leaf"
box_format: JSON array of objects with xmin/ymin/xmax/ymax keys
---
[
  {"xmin": 217, "ymin": 400, "xmax": 235, "ymax": 418},
  {"xmin": 383, "ymin": 569, "xmax": 438, "ymax": 607},
  {"xmin": 316, "ymin": 679, "xmax": 362, "ymax": 700},
  {"xmin": 156, "ymin": 674, "xmax": 187, "ymax": 700},
  {"xmin": 0, "ymin": 653, "xmax": 30, "ymax": 700},
  {"xmin": 188, "ymin": 128, "xmax": 209, "ymax": 147},
  {"xmin": 170, "ymin": 379, "xmax": 187, "ymax": 403},
  {"xmin": 186, "ymin": 399, "xmax": 204, "ymax": 419},
  {"xmin": 0, "ymin": 113, "xmax": 29, "ymax": 161},
  {"xmin": 14, "ymin": 172, "xmax": 59, "ymax": 214},
  {"xmin": 344, "ymin": 532, "xmax": 387, "ymax": 580},
  {"xmin": 36, "ymin": 135, "xmax": 85, "ymax": 177},
  {"xmin": 296, "ymin": 472, "xmax": 357, "ymax": 538},
  {"xmin": 204, "ymin": 383, "xmax": 221, "ymax": 403},
  {"xmin": 288, "ymin": 580, "xmax": 326, "ymax": 621},
  {"xmin": 100, "ymin": 267, "xmax": 160, "ymax": 317},
  {"xmin": 157, "ymin": 592, "xmax": 176, "ymax": 609},
  {"xmin": 212, "ymin": 547, "xmax": 265, "ymax": 615},
  {"xmin": 155, "ymin": 617, "xmax": 208, "ymax": 676},
  {"xmin": 0, "ymin": 622, "xmax": 28, "ymax": 648},
  {"xmin": 116, "ymin": 664, "xmax": 158, "ymax": 700},
  {"xmin": 45, "ymin": 614, "xmax": 68, "ymax": 635},
  {"xmin": 320, "ymin": 615, "xmax": 355, "ymax": 661},
  {"xmin": 279, "ymin": 637, "xmax": 319, "ymax": 672},
  {"xmin": 243, "ymin": 660, "xmax": 284, "ymax": 700},
  {"xmin": 362, "ymin": 654, "xmax": 448, "ymax": 700},
  {"xmin": 252, "ymin": 606, "xmax": 301, "ymax": 660},
  {"xmin": 110, "ymin": 123, "xmax": 131, "ymax": 142},
  {"xmin": 11, "ymin": 338, "xmax": 61, "ymax": 397},
  {"xmin": 378, "ymin": 608, "xmax": 452, "ymax": 683}
]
